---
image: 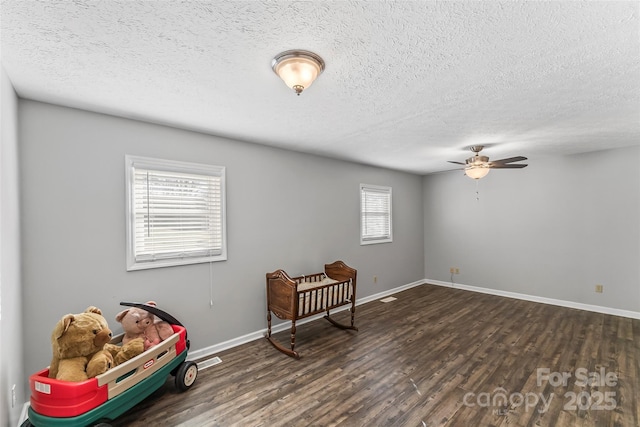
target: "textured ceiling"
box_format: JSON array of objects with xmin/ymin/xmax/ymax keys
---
[{"xmin": 1, "ymin": 1, "xmax": 639, "ymax": 175}]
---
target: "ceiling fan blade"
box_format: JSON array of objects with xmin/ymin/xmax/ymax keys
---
[
  {"xmin": 447, "ymin": 161, "xmax": 466, "ymax": 165},
  {"xmin": 489, "ymin": 163, "xmax": 528, "ymax": 169},
  {"xmin": 490, "ymin": 156, "xmax": 527, "ymax": 164}
]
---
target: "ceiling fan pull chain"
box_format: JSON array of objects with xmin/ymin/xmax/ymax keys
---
[{"xmin": 476, "ymin": 180, "xmax": 480, "ymax": 202}]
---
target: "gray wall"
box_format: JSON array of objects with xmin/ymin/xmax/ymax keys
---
[
  {"xmin": 423, "ymin": 146, "xmax": 640, "ymax": 312},
  {"xmin": 15, "ymin": 97, "xmax": 639, "ymax": 414},
  {"xmin": 1, "ymin": 66, "xmax": 23, "ymax": 427},
  {"xmin": 19, "ymin": 100, "xmax": 425, "ymax": 381}
]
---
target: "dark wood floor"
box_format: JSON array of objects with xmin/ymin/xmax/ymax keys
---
[{"xmin": 113, "ymin": 284, "xmax": 639, "ymax": 427}]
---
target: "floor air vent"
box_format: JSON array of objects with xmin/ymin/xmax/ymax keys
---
[
  {"xmin": 197, "ymin": 356, "xmax": 222, "ymax": 370},
  {"xmin": 380, "ymin": 296, "xmax": 397, "ymax": 303}
]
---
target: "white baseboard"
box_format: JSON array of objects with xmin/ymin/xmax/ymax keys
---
[
  {"xmin": 187, "ymin": 279, "xmax": 426, "ymax": 362},
  {"xmin": 191, "ymin": 276, "xmax": 640, "ymax": 363},
  {"xmin": 17, "ymin": 403, "xmax": 29, "ymax": 427},
  {"xmin": 427, "ymin": 279, "xmax": 640, "ymax": 320}
]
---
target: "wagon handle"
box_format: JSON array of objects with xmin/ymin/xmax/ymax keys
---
[{"xmin": 119, "ymin": 302, "xmax": 184, "ymax": 327}]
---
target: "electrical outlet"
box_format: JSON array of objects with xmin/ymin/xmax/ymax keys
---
[
  {"xmin": 373, "ymin": 276, "xmax": 378, "ymax": 283},
  {"xmin": 450, "ymin": 267, "xmax": 455, "ymax": 274},
  {"xmin": 455, "ymin": 268, "xmax": 459, "ymax": 274},
  {"xmin": 595, "ymin": 284, "xmax": 603, "ymax": 293}
]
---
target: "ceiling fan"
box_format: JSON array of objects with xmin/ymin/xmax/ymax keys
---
[{"xmin": 448, "ymin": 145, "xmax": 528, "ymax": 179}]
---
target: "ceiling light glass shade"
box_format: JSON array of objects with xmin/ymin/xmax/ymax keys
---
[
  {"xmin": 465, "ymin": 166, "xmax": 490, "ymax": 180},
  {"xmin": 272, "ymin": 50, "xmax": 325, "ymax": 95}
]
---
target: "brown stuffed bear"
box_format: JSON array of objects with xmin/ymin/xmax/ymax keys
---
[
  {"xmin": 115, "ymin": 301, "xmax": 173, "ymax": 351},
  {"xmin": 49, "ymin": 306, "xmax": 144, "ymax": 382}
]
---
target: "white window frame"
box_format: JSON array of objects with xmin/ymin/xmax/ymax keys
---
[
  {"xmin": 125, "ymin": 155, "xmax": 227, "ymax": 271},
  {"xmin": 360, "ymin": 183, "xmax": 392, "ymax": 245}
]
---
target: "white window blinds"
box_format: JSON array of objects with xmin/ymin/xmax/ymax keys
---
[
  {"xmin": 360, "ymin": 184, "xmax": 392, "ymax": 245},
  {"xmin": 126, "ymin": 156, "xmax": 227, "ymax": 270}
]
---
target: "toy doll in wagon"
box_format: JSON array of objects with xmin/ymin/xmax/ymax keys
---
[{"xmin": 22, "ymin": 302, "xmax": 198, "ymax": 427}]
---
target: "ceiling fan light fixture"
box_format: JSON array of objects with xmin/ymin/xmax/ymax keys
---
[
  {"xmin": 449, "ymin": 145, "xmax": 527, "ymax": 179},
  {"xmin": 272, "ymin": 50, "xmax": 325, "ymax": 95},
  {"xmin": 465, "ymin": 166, "xmax": 491, "ymax": 180}
]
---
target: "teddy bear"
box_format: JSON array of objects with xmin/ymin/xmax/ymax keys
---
[
  {"xmin": 49, "ymin": 306, "xmax": 145, "ymax": 382},
  {"xmin": 115, "ymin": 301, "xmax": 173, "ymax": 351}
]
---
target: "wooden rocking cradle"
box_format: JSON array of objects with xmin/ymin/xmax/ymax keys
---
[{"xmin": 265, "ymin": 260, "xmax": 358, "ymax": 358}]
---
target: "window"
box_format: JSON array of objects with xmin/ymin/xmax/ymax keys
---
[
  {"xmin": 360, "ymin": 184, "xmax": 392, "ymax": 245},
  {"xmin": 126, "ymin": 155, "xmax": 226, "ymax": 270}
]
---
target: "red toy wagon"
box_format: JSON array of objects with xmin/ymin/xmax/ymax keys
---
[{"xmin": 22, "ymin": 303, "xmax": 198, "ymax": 427}]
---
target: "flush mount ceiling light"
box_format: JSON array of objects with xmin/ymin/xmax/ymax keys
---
[{"xmin": 271, "ymin": 50, "xmax": 325, "ymax": 96}]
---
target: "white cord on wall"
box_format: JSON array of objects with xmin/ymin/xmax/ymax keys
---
[{"xmin": 209, "ymin": 261, "xmax": 214, "ymax": 307}]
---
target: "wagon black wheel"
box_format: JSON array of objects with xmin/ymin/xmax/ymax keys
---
[
  {"xmin": 20, "ymin": 420, "xmax": 33, "ymax": 427},
  {"xmin": 175, "ymin": 361, "xmax": 198, "ymax": 392}
]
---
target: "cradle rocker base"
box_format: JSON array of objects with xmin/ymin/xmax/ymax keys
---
[
  {"xmin": 323, "ymin": 314, "xmax": 359, "ymax": 332},
  {"xmin": 266, "ymin": 332, "xmax": 300, "ymax": 359},
  {"xmin": 265, "ymin": 260, "xmax": 358, "ymax": 358}
]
